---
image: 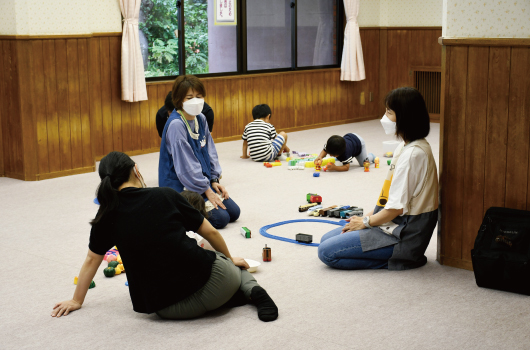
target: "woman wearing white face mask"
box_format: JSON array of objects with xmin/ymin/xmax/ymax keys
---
[
  {"xmin": 318, "ymin": 87, "xmax": 438, "ymax": 270},
  {"xmin": 159, "ymin": 75, "xmax": 240, "ymax": 230}
]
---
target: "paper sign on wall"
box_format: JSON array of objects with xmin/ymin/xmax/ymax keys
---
[{"xmin": 215, "ymin": 0, "xmax": 237, "ymax": 26}]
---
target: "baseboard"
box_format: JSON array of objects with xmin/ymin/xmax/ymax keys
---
[
  {"xmin": 437, "ymin": 255, "xmax": 473, "ymax": 271},
  {"xmin": 37, "ymin": 166, "xmax": 96, "ymax": 180},
  {"xmin": 4, "ymin": 171, "xmax": 27, "ymax": 181}
]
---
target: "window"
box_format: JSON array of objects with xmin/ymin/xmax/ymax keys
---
[
  {"xmin": 139, "ymin": 0, "xmax": 342, "ymax": 80},
  {"xmin": 246, "ymin": 0, "xmax": 292, "ymax": 71}
]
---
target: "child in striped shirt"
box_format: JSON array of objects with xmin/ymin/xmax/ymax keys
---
[{"xmin": 241, "ymin": 104, "xmax": 290, "ymax": 162}]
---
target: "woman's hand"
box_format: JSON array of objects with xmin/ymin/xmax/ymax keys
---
[
  {"xmin": 212, "ymin": 182, "xmax": 229, "ymax": 200},
  {"xmin": 205, "ymin": 188, "xmax": 226, "ymax": 210},
  {"xmin": 51, "ymin": 299, "xmax": 81, "ymax": 318},
  {"xmin": 231, "ymin": 257, "xmax": 250, "ymax": 270},
  {"xmin": 341, "ymin": 216, "xmax": 366, "ymax": 233}
]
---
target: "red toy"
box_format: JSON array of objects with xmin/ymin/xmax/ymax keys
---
[{"xmin": 309, "ymin": 195, "xmax": 322, "ymax": 204}]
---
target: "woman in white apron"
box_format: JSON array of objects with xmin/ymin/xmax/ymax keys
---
[{"xmin": 318, "ymin": 87, "xmax": 438, "ymax": 270}]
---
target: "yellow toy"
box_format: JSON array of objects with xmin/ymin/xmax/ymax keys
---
[
  {"xmin": 374, "ymin": 157, "xmax": 380, "ymax": 168},
  {"xmin": 74, "ymin": 276, "xmax": 78, "ymax": 285},
  {"xmin": 363, "ymin": 160, "xmax": 370, "ymax": 172},
  {"xmin": 305, "ymin": 158, "xmax": 335, "ymax": 168}
]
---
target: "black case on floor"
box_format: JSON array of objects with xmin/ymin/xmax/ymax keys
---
[{"xmin": 471, "ymin": 207, "xmax": 530, "ymax": 295}]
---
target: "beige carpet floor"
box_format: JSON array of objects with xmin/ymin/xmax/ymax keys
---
[{"xmin": 1, "ymin": 120, "xmax": 529, "ymax": 350}]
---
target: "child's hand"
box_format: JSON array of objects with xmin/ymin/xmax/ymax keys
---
[
  {"xmin": 314, "ymin": 158, "xmax": 323, "ymax": 166},
  {"xmin": 326, "ymin": 162, "xmax": 337, "ymax": 171},
  {"xmin": 240, "ymin": 154, "xmax": 250, "ymax": 159}
]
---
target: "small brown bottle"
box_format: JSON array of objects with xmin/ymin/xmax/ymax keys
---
[{"xmin": 262, "ymin": 244, "xmax": 271, "ymax": 262}]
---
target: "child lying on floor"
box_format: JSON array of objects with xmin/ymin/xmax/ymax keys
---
[{"xmin": 315, "ymin": 133, "xmax": 375, "ymax": 172}]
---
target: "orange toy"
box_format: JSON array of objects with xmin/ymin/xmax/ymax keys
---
[{"xmin": 363, "ymin": 160, "xmax": 370, "ymax": 172}]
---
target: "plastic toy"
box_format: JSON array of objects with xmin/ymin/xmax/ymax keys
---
[
  {"xmin": 118, "ymin": 264, "xmax": 125, "ymax": 272},
  {"xmin": 299, "ymin": 203, "xmax": 318, "ymax": 212},
  {"xmin": 240, "ymin": 227, "xmax": 251, "ymax": 238},
  {"xmin": 306, "ymin": 193, "xmax": 318, "ymax": 202},
  {"xmin": 125, "ymin": 281, "xmax": 129, "ymax": 286},
  {"xmin": 319, "ymin": 205, "xmax": 338, "ymax": 217},
  {"xmin": 74, "ymin": 276, "xmax": 78, "ymax": 285},
  {"xmin": 103, "ymin": 267, "xmax": 116, "ymax": 277},
  {"xmin": 263, "ymin": 160, "xmax": 281, "ymax": 168},
  {"xmin": 262, "ymin": 244, "xmax": 271, "ymax": 262},
  {"xmin": 329, "ymin": 206, "xmax": 352, "ymax": 218},
  {"xmin": 108, "ymin": 261, "xmax": 119, "ymax": 268},
  {"xmin": 89, "ymin": 281, "xmax": 96, "ymax": 289},
  {"xmin": 296, "ymin": 233, "xmax": 313, "ymax": 244},
  {"xmin": 344, "ymin": 208, "xmax": 364, "ymax": 218},
  {"xmin": 340, "ymin": 209, "xmax": 354, "ymax": 219},
  {"xmin": 315, "ymin": 165, "xmax": 321, "ymax": 172},
  {"xmin": 313, "ymin": 173, "xmax": 320, "ymax": 177},
  {"xmin": 374, "ymin": 157, "xmax": 380, "ymax": 168},
  {"xmin": 264, "ymin": 163, "xmax": 272, "ymax": 168},
  {"xmin": 363, "ymin": 159, "xmax": 370, "ymax": 172},
  {"xmin": 323, "ymin": 165, "xmax": 329, "ymax": 171},
  {"xmin": 308, "ymin": 195, "xmax": 322, "ymax": 204},
  {"xmin": 387, "ymin": 159, "xmax": 391, "ymax": 165},
  {"xmin": 307, "ymin": 205, "xmax": 323, "ymax": 215},
  {"xmin": 259, "ymin": 219, "xmax": 347, "ymax": 247},
  {"xmin": 384, "ymin": 151, "xmax": 393, "ymax": 157},
  {"xmin": 305, "ymin": 158, "xmax": 335, "ymax": 168},
  {"xmin": 104, "ymin": 247, "xmax": 119, "ymax": 262}
]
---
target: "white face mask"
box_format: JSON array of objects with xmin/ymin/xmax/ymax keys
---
[
  {"xmin": 182, "ymin": 98, "xmax": 204, "ymax": 116},
  {"xmin": 380, "ymin": 114, "xmax": 396, "ymax": 135}
]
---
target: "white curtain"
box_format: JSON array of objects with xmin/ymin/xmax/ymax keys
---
[
  {"xmin": 340, "ymin": 0, "xmax": 365, "ymax": 81},
  {"xmin": 119, "ymin": 0, "xmax": 148, "ymax": 102}
]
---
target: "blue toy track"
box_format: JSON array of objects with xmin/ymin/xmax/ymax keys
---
[{"xmin": 259, "ymin": 219, "xmax": 347, "ymax": 247}]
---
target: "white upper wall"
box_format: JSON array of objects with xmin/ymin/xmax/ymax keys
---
[
  {"xmin": 0, "ymin": 0, "xmax": 122, "ymax": 35},
  {"xmin": 443, "ymin": 0, "xmax": 530, "ymax": 38},
  {"xmin": 359, "ymin": 0, "xmax": 443, "ymax": 27}
]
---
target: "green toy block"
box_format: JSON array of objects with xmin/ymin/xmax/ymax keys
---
[{"xmin": 240, "ymin": 227, "xmax": 251, "ymax": 238}]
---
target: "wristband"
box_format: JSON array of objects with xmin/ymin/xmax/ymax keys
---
[{"xmin": 210, "ymin": 178, "xmax": 219, "ymax": 184}]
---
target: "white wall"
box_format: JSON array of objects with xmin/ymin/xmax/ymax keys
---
[
  {"xmin": 0, "ymin": 0, "xmax": 122, "ymax": 35},
  {"xmin": 358, "ymin": 0, "xmax": 443, "ymax": 27},
  {"xmin": 443, "ymin": 0, "xmax": 530, "ymax": 38}
]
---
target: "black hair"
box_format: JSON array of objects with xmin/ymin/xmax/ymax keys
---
[
  {"xmin": 91, "ymin": 151, "xmax": 135, "ymax": 226},
  {"xmin": 252, "ymin": 104, "xmax": 272, "ymax": 120},
  {"xmin": 180, "ymin": 190, "xmax": 209, "ymax": 218},
  {"xmin": 384, "ymin": 87, "xmax": 430, "ymax": 143},
  {"xmin": 325, "ymin": 135, "xmax": 346, "ymax": 156},
  {"xmin": 165, "ymin": 91, "xmax": 175, "ymax": 112}
]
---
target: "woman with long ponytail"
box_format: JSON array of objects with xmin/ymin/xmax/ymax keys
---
[{"xmin": 52, "ymin": 151, "xmax": 278, "ymax": 322}]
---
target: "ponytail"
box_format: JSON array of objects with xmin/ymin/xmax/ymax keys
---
[{"xmin": 91, "ymin": 151, "xmax": 135, "ymax": 226}]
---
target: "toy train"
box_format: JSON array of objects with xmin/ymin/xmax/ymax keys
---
[{"xmin": 306, "ymin": 193, "xmax": 322, "ymax": 204}]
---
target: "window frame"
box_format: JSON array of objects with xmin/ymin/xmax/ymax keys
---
[{"xmin": 146, "ymin": 0, "xmax": 344, "ymax": 82}]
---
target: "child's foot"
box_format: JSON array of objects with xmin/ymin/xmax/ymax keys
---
[
  {"xmin": 368, "ymin": 153, "xmax": 375, "ymax": 163},
  {"xmin": 250, "ymin": 286, "xmax": 278, "ymax": 322}
]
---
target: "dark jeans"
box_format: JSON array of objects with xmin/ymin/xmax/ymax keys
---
[{"xmin": 208, "ymin": 197, "xmax": 240, "ymax": 229}]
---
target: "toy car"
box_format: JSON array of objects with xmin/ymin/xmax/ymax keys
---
[
  {"xmin": 299, "ymin": 203, "xmax": 318, "ymax": 212},
  {"xmin": 309, "ymin": 195, "xmax": 322, "ymax": 204}
]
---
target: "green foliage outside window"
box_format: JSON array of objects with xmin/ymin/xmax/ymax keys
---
[{"xmin": 140, "ymin": 0, "xmax": 209, "ymax": 77}]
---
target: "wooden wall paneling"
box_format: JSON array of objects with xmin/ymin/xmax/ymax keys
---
[
  {"xmin": 2, "ymin": 41, "xmax": 23, "ymax": 176},
  {"xmin": 312, "ymin": 72, "xmax": 321, "ymax": 125},
  {"xmin": 304, "ymin": 73, "xmax": 313, "ymax": 126},
  {"xmin": 272, "ymin": 76, "xmax": 282, "ymax": 129},
  {"xmin": 99, "ymin": 37, "xmax": 113, "ymax": 155},
  {"xmin": 147, "ymin": 85, "xmax": 159, "ymax": 149},
  {"xmin": 265, "ymin": 75, "xmax": 274, "ymax": 126},
  {"xmin": 329, "ymin": 70, "xmax": 338, "ymax": 122},
  {"xmin": 505, "ymin": 47, "xmax": 530, "ymax": 210},
  {"xmin": 0, "ymin": 41, "xmax": 4, "ymax": 176},
  {"xmin": 121, "ymin": 89, "xmax": 133, "ymax": 152},
  {"xmin": 242, "ymin": 78, "xmax": 252, "ymax": 134},
  {"xmin": 154, "ymin": 84, "xmax": 168, "ymax": 145},
  {"xmin": 315, "ymin": 72, "xmax": 325, "ymax": 125},
  {"xmin": 88, "ymin": 38, "xmax": 103, "ymax": 159},
  {"xmin": 139, "ymin": 98, "xmax": 150, "ymax": 151},
  {"xmin": 109, "ymin": 36, "xmax": 123, "ymax": 152},
  {"xmin": 461, "ymin": 46, "xmax": 489, "ymax": 263},
  {"xmin": 379, "ymin": 28, "xmax": 388, "ymax": 116},
  {"xmin": 323, "ymin": 70, "xmax": 332, "ymax": 123},
  {"xmin": 222, "ymin": 79, "xmax": 232, "ymax": 138},
  {"xmin": 441, "ymin": 46, "xmax": 467, "ymax": 265},
  {"xmin": 17, "ymin": 40, "xmax": 38, "ymax": 179},
  {"xmin": 284, "ymin": 73, "xmax": 294, "ymax": 129},
  {"xmin": 409, "ymin": 29, "xmax": 426, "ymax": 67},
  {"xmin": 293, "ymin": 73, "xmax": 301, "ymax": 127},
  {"xmin": 32, "ymin": 40, "xmax": 50, "ymax": 175},
  {"xmin": 42, "ymin": 40, "xmax": 61, "ymax": 173},
  {"xmin": 483, "ymin": 47, "xmax": 511, "ymax": 212},
  {"xmin": 236, "ymin": 78, "xmax": 245, "ymax": 135},
  {"xmin": 77, "ymin": 39, "xmax": 92, "ymax": 168},
  {"xmin": 130, "ymin": 101, "xmax": 141, "ymax": 152},
  {"xmin": 55, "ymin": 39, "xmax": 73, "ymax": 171},
  {"xmin": 66, "ymin": 39, "xmax": 83, "ymax": 170},
  {"xmin": 229, "ymin": 78, "xmax": 239, "ymax": 137},
  {"xmin": 208, "ymin": 80, "xmax": 220, "ymax": 138}
]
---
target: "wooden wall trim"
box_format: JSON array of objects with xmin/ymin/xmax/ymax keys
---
[
  {"xmin": 0, "ymin": 33, "xmax": 122, "ymax": 40},
  {"xmin": 439, "ymin": 37, "xmax": 530, "ymax": 47}
]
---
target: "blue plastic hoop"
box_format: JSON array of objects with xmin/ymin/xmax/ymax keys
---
[{"xmin": 259, "ymin": 219, "xmax": 347, "ymax": 247}]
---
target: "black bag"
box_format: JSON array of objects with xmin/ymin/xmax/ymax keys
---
[{"xmin": 471, "ymin": 207, "xmax": 530, "ymax": 295}]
